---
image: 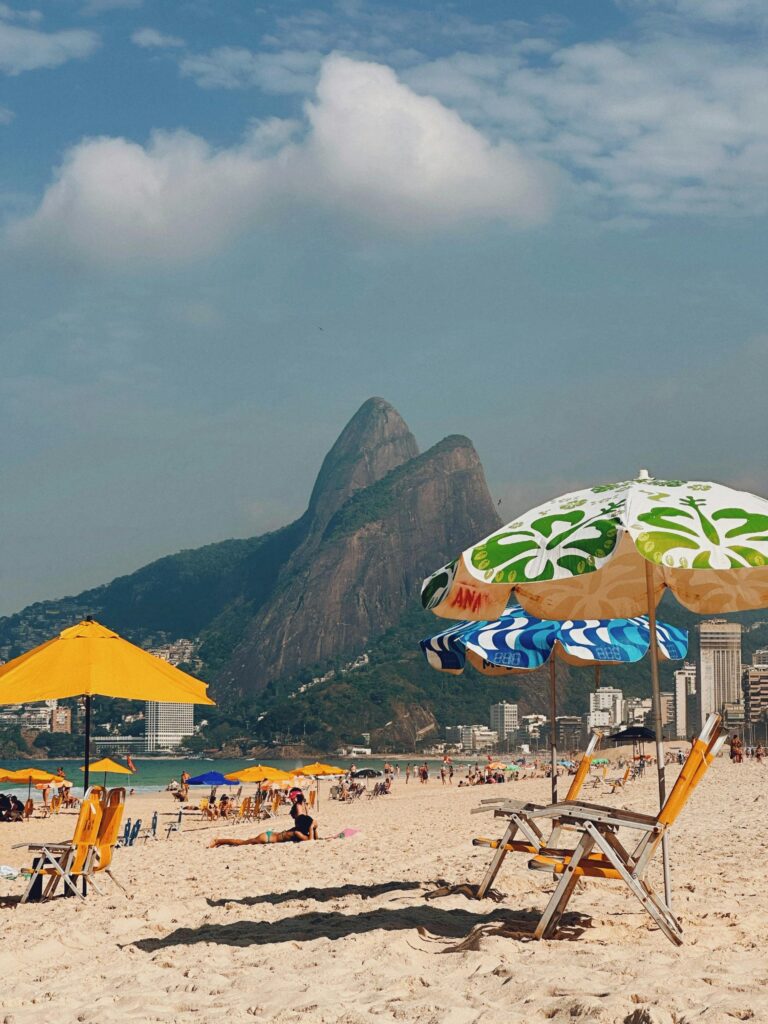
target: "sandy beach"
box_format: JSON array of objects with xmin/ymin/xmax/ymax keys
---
[{"xmin": 0, "ymin": 757, "xmax": 764, "ymax": 1024}]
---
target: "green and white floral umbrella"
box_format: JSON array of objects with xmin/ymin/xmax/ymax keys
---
[
  {"xmin": 422, "ymin": 472, "xmax": 768, "ymax": 623},
  {"xmin": 422, "ymin": 471, "xmax": 768, "ymax": 905}
]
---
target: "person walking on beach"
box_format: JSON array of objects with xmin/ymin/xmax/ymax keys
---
[
  {"xmin": 440, "ymin": 764, "xmax": 446, "ymax": 785},
  {"xmin": 730, "ymin": 734, "xmax": 744, "ymax": 763},
  {"xmin": 756, "ymin": 744, "xmax": 765, "ymax": 765},
  {"xmin": 405, "ymin": 763, "xmax": 411, "ymax": 784}
]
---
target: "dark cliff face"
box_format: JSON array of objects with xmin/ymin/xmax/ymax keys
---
[{"xmin": 223, "ymin": 431, "xmax": 501, "ymax": 690}]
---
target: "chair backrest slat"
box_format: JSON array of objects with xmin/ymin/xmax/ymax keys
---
[
  {"xmin": 564, "ymin": 732, "xmax": 600, "ymax": 801},
  {"xmin": 657, "ymin": 714, "xmax": 722, "ymax": 827}
]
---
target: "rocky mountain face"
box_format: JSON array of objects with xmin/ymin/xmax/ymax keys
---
[
  {"xmin": 223, "ymin": 425, "xmax": 500, "ymax": 690},
  {"xmin": 0, "ymin": 398, "xmax": 501, "ymax": 700}
]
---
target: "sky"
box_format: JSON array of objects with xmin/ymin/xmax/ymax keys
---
[{"xmin": 1, "ymin": 0, "xmax": 767, "ymax": 616}]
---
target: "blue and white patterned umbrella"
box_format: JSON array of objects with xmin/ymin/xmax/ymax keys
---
[
  {"xmin": 421, "ymin": 605, "xmax": 687, "ymax": 804},
  {"xmin": 421, "ymin": 605, "xmax": 687, "ymax": 675}
]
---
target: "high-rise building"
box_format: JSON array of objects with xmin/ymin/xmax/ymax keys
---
[
  {"xmin": 587, "ymin": 687, "xmax": 625, "ymax": 729},
  {"xmin": 145, "ymin": 702, "xmax": 195, "ymax": 751},
  {"xmin": 753, "ymin": 647, "xmax": 768, "ymax": 668},
  {"xmin": 696, "ymin": 620, "xmax": 742, "ymax": 728},
  {"xmin": 674, "ymin": 662, "xmax": 696, "ymax": 739},
  {"xmin": 556, "ymin": 716, "xmax": 586, "ymax": 751},
  {"xmin": 743, "ymin": 665, "xmax": 768, "ymax": 724},
  {"xmin": 489, "ymin": 702, "xmax": 518, "ymax": 740}
]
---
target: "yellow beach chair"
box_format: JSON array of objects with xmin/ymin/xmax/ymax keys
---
[
  {"xmin": 473, "ymin": 732, "xmax": 601, "ymax": 897},
  {"xmin": 86, "ymin": 787, "xmax": 127, "ymax": 894},
  {"xmin": 527, "ymin": 713, "xmax": 724, "ymax": 945},
  {"xmin": 19, "ymin": 790, "xmax": 103, "ymax": 903}
]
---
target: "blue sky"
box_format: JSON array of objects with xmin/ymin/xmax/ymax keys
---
[{"xmin": 1, "ymin": 0, "xmax": 767, "ymax": 615}]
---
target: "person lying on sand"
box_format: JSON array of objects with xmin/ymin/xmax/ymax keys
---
[{"xmin": 209, "ymin": 813, "xmax": 317, "ymax": 848}]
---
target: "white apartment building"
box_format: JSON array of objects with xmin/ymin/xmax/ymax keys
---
[
  {"xmin": 145, "ymin": 702, "xmax": 195, "ymax": 751},
  {"xmin": 697, "ymin": 620, "xmax": 742, "ymax": 728},
  {"xmin": 587, "ymin": 687, "xmax": 625, "ymax": 730},
  {"xmin": 489, "ymin": 702, "xmax": 519, "ymax": 739},
  {"xmin": 674, "ymin": 662, "xmax": 696, "ymax": 739}
]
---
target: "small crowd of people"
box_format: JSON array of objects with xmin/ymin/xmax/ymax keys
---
[
  {"xmin": 728, "ymin": 735, "xmax": 765, "ymax": 764},
  {"xmin": 0, "ymin": 793, "xmax": 27, "ymax": 821}
]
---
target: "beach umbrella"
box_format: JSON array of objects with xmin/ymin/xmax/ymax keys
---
[
  {"xmin": 421, "ymin": 604, "xmax": 687, "ymax": 801},
  {"xmin": 186, "ymin": 771, "xmax": 238, "ymax": 786},
  {"xmin": 295, "ymin": 762, "xmax": 343, "ymax": 809},
  {"xmin": 224, "ymin": 765, "xmax": 293, "ymax": 784},
  {"xmin": 351, "ymin": 768, "xmax": 382, "ymax": 779},
  {"xmin": 80, "ymin": 756, "xmax": 133, "ymax": 789},
  {"xmin": 1, "ymin": 767, "xmax": 59, "ymax": 799},
  {"xmin": 0, "ymin": 618, "xmax": 214, "ymax": 793},
  {"xmin": 422, "ymin": 472, "xmax": 768, "ymax": 903},
  {"xmin": 591, "ymin": 758, "xmax": 610, "ymax": 766}
]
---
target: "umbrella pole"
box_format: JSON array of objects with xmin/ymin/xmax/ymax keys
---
[
  {"xmin": 549, "ymin": 657, "xmax": 557, "ymax": 804},
  {"xmin": 645, "ymin": 561, "xmax": 671, "ymax": 908},
  {"xmin": 83, "ymin": 696, "xmax": 91, "ymax": 794}
]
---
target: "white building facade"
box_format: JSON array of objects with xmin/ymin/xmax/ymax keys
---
[
  {"xmin": 587, "ymin": 687, "xmax": 625, "ymax": 730},
  {"xmin": 489, "ymin": 702, "xmax": 519, "ymax": 740},
  {"xmin": 145, "ymin": 702, "xmax": 195, "ymax": 751},
  {"xmin": 697, "ymin": 620, "xmax": 742, "ymax": 728}
]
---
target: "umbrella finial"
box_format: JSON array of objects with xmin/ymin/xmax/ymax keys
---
[{"xmin": 637, "ymin": 468, "xmax": 651, "ymax": 480}]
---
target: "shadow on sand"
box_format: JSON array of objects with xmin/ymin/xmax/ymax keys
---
[
  {"xmin": 133, "ymin": 903, "xmax": 591, "ymax": 953},
  {"xmin": 205, "ymin": 880, "xmax": 422, "ymax": 908}
]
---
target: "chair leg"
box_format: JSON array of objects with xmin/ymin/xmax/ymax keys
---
[
  {"xmin": 477, "ymin": 819, "xmax": 519, "ymax": 898},
  {"xmin": 105, "ymin": 869, "xmax": 128, "ymax": 894},
  {"xmin": 535, "ymin": 830, "xmax": 596, "ymax": 939},
  {"xmin": 584, "ymin": 825, "xmax": 683, "ymax": 947}
]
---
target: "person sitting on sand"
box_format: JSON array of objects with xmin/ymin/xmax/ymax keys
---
[
  {"xmin": 219, "ymin": 793, "xmax": 230, "ymax": 818},
  {"xmin": 209, "ymin": 812, "xmax": 317, "ymax": 847}
]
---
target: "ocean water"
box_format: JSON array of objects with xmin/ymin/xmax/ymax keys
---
[{"xmin": 0, "ymin": 755, "xmax": 456, "ymax": 795}]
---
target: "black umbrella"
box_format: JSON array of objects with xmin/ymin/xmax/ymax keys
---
[
  {"xmin": 611, "ymin": 726, "xmax": 656, "ymax": 743},
  {"xmin": 352, "ymin": 768, "xmax": 382, "ymax": 778}
]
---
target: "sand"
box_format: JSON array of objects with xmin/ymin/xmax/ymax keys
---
[{"xmin": 0, "ymin": 758, "xmax": 764, "ymax": 1024}]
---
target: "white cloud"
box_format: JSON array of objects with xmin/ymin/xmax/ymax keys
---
[
  {"xmin": 0, "ymin": 18, "xmax": 97, "ymax": 74},
  {"xmin": 620, "ymin": 0, "xmax": 768, "ymax": 25},
  {"xmin": 405, "ymin": 35, "xmax": 768, "ymax": 218},
  {"xmin": 7, "ymin": 54, "xmax": 553, "ymax": 264},
  {"xmin": 180, "ymin": 47, "xmax": 321, "ymax": 93},
  {"xmin": 0, "ymin": 4, "xmax": 42, "ymax": 24},
  {"xmin": 131, "ymin": 27, "xmax": 184, "ymax": 49},
  {"xmin": 0, "ymin": 103, "xmax": 13, "ymax": 123}
]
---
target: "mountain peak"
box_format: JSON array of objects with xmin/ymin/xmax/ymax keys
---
[{"xmin": 307, "ymin": 397, "xmax": 419, "ymax": 529}]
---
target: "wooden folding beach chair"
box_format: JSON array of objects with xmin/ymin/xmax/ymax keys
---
[
  {"xmin": 604, "ymin": 764, "xmax": 631, "ymax": 794},
  {"xmin": 86, "ymin": 787, "xmax": 127, "ymax": 894},
  {"xmin": 18, "ymin": 790, "xmax": 103, "ymax": 903},
  {"xmin": 527, "ymin": 713, "xmax": 724, "ymax": 945},
  {"xmin": 234, "ymin": 796, "xmax": 251, "ymax": 824},
  {"xmin": 472, "ymin": 732, "xmax": 602, "ymax": 898}
]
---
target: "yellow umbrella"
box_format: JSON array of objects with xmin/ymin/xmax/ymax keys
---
[
  {"xmin": 295, "ymin": 762, "xmax": 343, "ymax": 809},
  {"xmin": 0, "ymin": 618, "xmax": 215, "ymax": 792},
  {"xmin": 80, "ymin": 756, "xmax": 133, "ymax": 788},
  {"xmin": 225, "ymin": 765, "xmax": 293, "ymax": 784},
  {"xmin": 295, "ymin": 762, "xmax": 343, "ymax": 776},
  {"xmin": 1, "ymin": 767, "xmax": 59, "ymax": 799}
]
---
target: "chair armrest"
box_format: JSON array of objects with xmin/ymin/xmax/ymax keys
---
[
  {"xmin": 526, "ymin": 800, "xmax": 659, "ymax": 829},
  {"xmin": 16, "ymin": 841, "xmax": 71, "ymax": 851}
]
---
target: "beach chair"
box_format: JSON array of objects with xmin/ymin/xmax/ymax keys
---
[
  {"xmin": 165, "ymin": 810, "xmax": 183, "ymax": 839},
  {"xmin": 23, "ymin": 799, "xmax": 34, "ymax": 821},
  {"xmin": 308, "ymin": 790, "xmax": 316, "ymax": 810},
  {"xmin": 138, "ymin": 811, "xmax": 158, "ymax": 842},
  {"xmin": 526, "ymin": 714, "xmax": 724, "ymax": 945},
  {"xmin": 473, "ymin": 733, "xmax": 602, "ymax": 898},
  {"xmin": 50, "ymin": 794, "xmax": 62, "ymax": 815},
  {"xmin": 604, "ymin": 765, "xmax": 631, "ymax": 794},
  {"xmin": 234, "ymin": 797, "xmax": 251, "ymax": 824},
  {"xmin": 86, "ymin": 787, "xmax": 127, "ymax": 894},
  {"xmin": 18, "ymin": 790, "xmax": 103, "ymax": 903},
  {"xmin": 118, "ymin": 818, "xmax": 132, "ymax": 847}
]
